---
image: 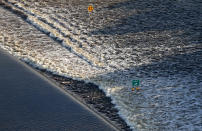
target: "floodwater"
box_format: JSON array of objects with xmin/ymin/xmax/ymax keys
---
[{"xmin": 0, "ymin": 0, "xmax": 201, "ymax": 130}]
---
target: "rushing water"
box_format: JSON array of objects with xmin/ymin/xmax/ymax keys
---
[{"xmin": 0, "ymin": 0, "xmax": 202, "ymax": 130}]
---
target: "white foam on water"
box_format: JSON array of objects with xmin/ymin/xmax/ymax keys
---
[{"xmin": 0, "ymin": 1, "xmax": 202, "ymax": 130}]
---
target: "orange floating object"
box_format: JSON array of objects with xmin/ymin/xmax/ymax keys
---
[
  {"xmin": 136, "ymin": 87, "xmax": 140, "ymax": 90},
  {"xmin": 132, "ymin": 88, "xmax": 135, "ymax": 91},
  {"xmin": 88, "ymin": 5, "xmax": 94, "ymax": 12}
]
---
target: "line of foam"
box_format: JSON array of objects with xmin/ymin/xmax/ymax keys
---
[{"xmin": 4, "ymin": 0, "xmax": 105, "ymax": 68}]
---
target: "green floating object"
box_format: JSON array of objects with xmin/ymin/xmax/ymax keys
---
[{"xmin": 132, "ymin": 80, "xmax": 140, "ymax": 87}]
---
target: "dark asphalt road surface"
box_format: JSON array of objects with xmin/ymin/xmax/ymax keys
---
[{"xmin": 0, "ymin": 49, "xmax": 116, "ymax": 131}]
